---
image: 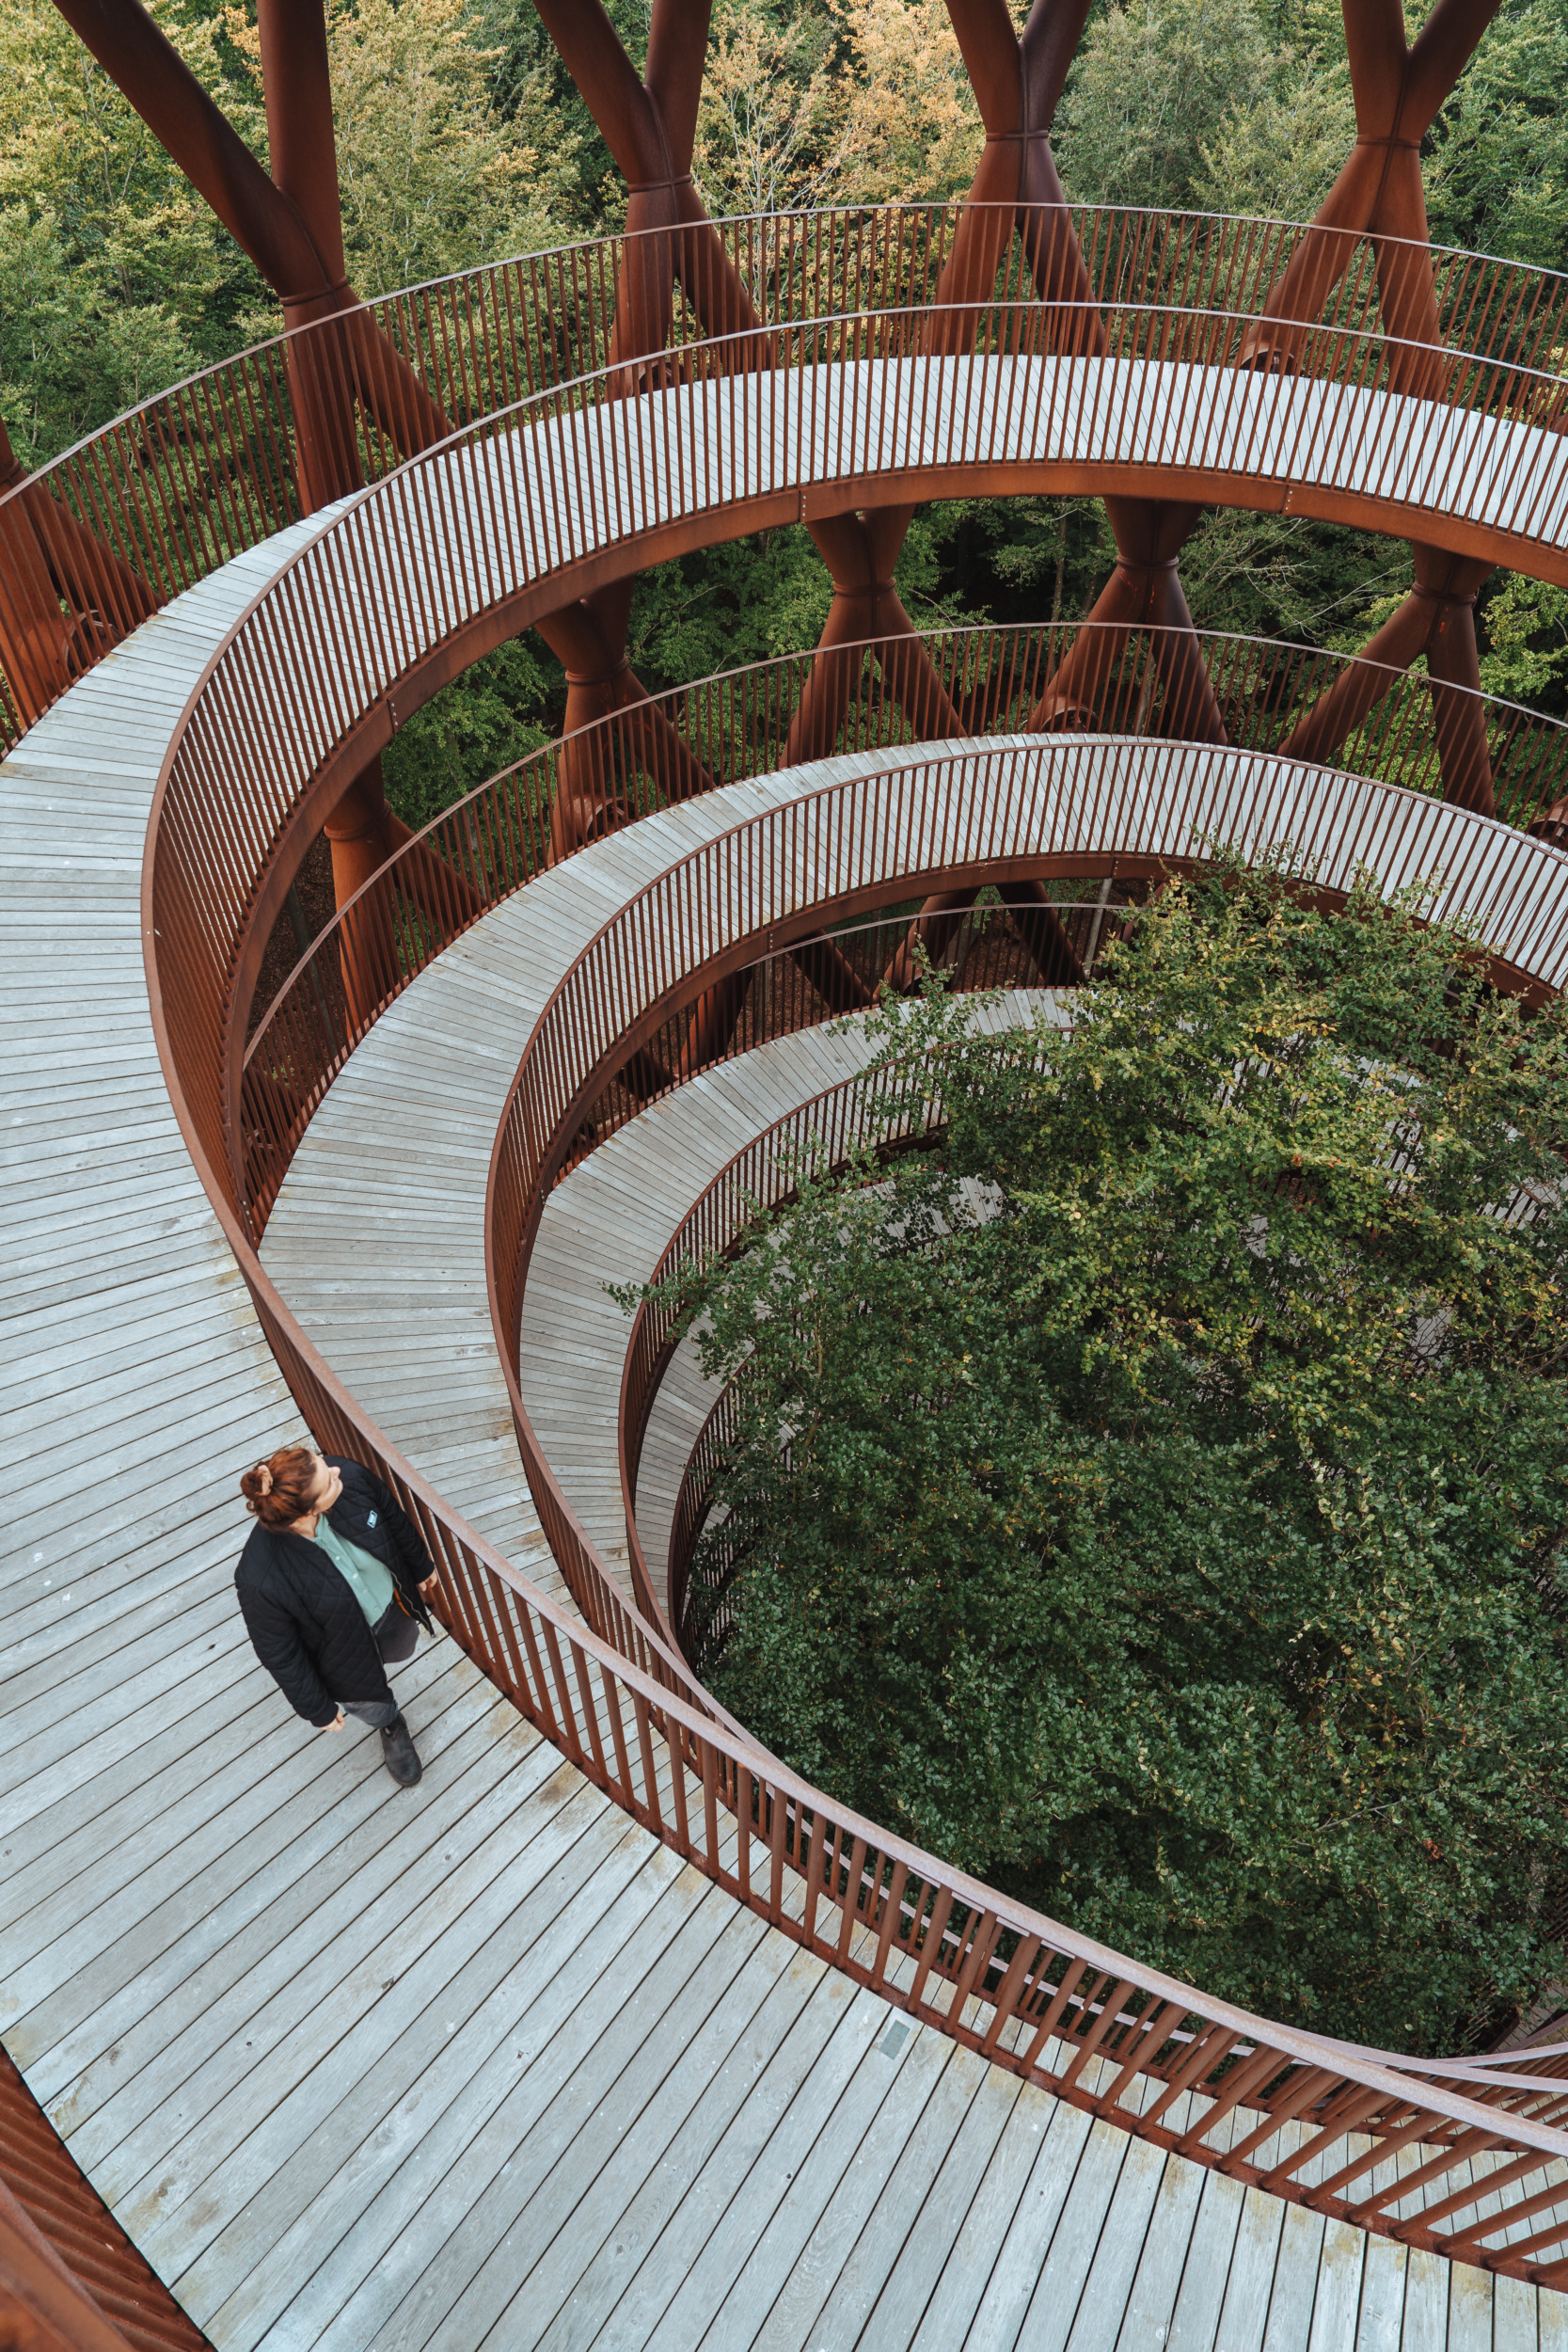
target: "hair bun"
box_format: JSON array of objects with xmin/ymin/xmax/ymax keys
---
[{"xmin": 241, "ymin": 1444, "xmax": 319, "ymax": 1527}]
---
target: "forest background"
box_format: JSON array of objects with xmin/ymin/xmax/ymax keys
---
[{"xmin": 4, "ymin": 0, "xmax": 1568, "ymax": 821}]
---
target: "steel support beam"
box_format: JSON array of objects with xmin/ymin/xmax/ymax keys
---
[
  {"xmin": 1242, "ymin": 0, "xmax": 1504, "ymax": 812},
  {"xmin": 521, "ymin": 0, "xmax": 767, "ymax": 866}
]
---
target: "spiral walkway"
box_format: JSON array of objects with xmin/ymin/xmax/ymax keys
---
[{"xmin": 8, "ymin": 207, "xmax": 1568, "ymax": 2348}]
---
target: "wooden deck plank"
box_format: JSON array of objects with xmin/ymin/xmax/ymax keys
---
[
  {"xmin": 1448, "ymin": 2260, "xmax": 1498, "ymax": 2352},
  {"xmin": 307, "ymin": 1867, "xmax": 742, "ymax": 2352},
  {"xmin": 562, "ymin": 1967, "xmax": 868, "ymax": 2352},
  {"xmin": 704, "ymin": 2017, "xmax": 960, "ymax": 2349},
  {"xmin": 814, "ymin": 2053, "xmax": 1022, "ymax": 2351},
  {"xmin": 166, "ymin": 1774, "xmax": 647, "ymax": 2327},
  {"xmin": 1161, "ymin": 2170, "xmax": 1249, "ymax": 2352},
  {"xmin": 959, "ymin": 2102, "xmax": 1096, "ymax": 2349},
  {"xmin": 1005, "ymin": 2115, "xmax": 1132, "ymax": 2351},
  {"xmin": 1, "ymin": 1645, "xmax": 429, "ymax": 1975},
  {"xmin": 442, "ymin": 1907, "xmax": 790, "ymax": 2352},
  {"xmin": 108, "ymin": 1703, "xmax": 562, "ymax": 2243},
  {"xmin": 18, "ymin": 1659, "xmax": 497, "ymax": 2107},
  {"xmin": 1057, "ymin": 2134, "xmax": 1171, "ymax": 2352},
  {"xmin": 201, "ymin": 1808, "xmax": 673, "ymax": 2350},
  {"xmin": 7, "ymin": 359, "xmax": 1561, "ymax": 2352},
  {"xmin": 527, "ymin": 1940, "xmax": 831, "ymax": 2352}
]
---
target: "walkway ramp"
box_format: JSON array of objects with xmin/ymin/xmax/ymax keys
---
[{"xmin": 5, "ymin": 450, "xmax": 1568, "ymax": 2350}]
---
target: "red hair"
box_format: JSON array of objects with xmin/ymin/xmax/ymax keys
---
[{"xmin": 240, "ymin": 1445, "xmax": 321, "ymax": 1529}]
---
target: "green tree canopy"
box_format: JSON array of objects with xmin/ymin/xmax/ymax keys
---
[{"xmin": 652, "ymin": 863, "xmax": 1568, "ymax": 2051}]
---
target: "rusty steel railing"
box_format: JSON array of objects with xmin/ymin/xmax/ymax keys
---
[
  {"xmin": 461, "ymin": 742, "xmax": 1568, "ymax": 2275},
  {"xmin": 0, "ymin": 2046, "xmax": 212, "ymax": 2351},
  {"xmin": 8, "ymin": 203, "xmax": 1568, "ymax": 751},
  {"xmin": 139, "ymin": 281, "xmax": 1568, "ymax": 1266},
  {"xmin": 144, "ymin": 637, "xmax": 1568, "ymax": 2279},
  {"xmin": 239, "ymin": 624, "xmax": 1568, "ymax": 1236},
  {"xmin": 483, "ymin": 733, "xmax": 1568, "ymax": 1705},
  {"xmin": 123, "ymin": 1073, "xmax": 1568, "ymax": 2292},
  {"xmin": 619, "ymin": 1054, "xmax": 960, "ymax": 1651},
  {"xmin": 122, "ymin": 215, "xmax": 1568, "ymax": 2284},
  {"xmin": 488, "ymin": 739, "xmax": 1568, "ymax": 1352},
  {"xmin": 147, "ymin": 1033, "xmax": 1568, "ymax": 2290},
  {"xmin": 663, "ymin": 1382, "xmax": 741, "ymax": 1666},
  {"xmin": 130, "ymin": 238, "xmax": 1568, "ymax": 1292},
  {"xmin": 150, "ymin": 800, "xmax": 1568, "ymax": 2290}
]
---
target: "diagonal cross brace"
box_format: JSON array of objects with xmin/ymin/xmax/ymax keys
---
[
  {"xmin": 1245, "ymin": 0, "xmax": 1504, "ymax": 815},
  {"xmin": 792, "ymin": 0, "xmax": 1224, "ymax": 786},
  {"xmin": 1243, "ymin": 0, "xmax": 1502, "ymax": 389},
  {"xmin": 51, "ymin": 0, "xmax": 449, "ymax": 501}
]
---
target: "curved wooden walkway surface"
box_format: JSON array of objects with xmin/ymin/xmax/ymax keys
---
[
  {"xmin": 148, "ymin": 347, "xmax": 1568, "ymax": 1040},
  {"xmin": 276, "ymin": 982, "xmax": 1049, "ymax": 1604},
  {"xmin": 6, "ymin": 435, "xmax": 1568, "ymax": 2344},
  {"xmin": 533, "ymin": 999, "xmax": 1051, "ymax": 1600},
  {"xmin": 260, "ymin": 742, "xmax": 1568, "ymax": 2338}
]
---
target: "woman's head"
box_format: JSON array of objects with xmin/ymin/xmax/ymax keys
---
[{"xmin": 241, "ymin": 1446, "xmax": 337, "ymax": 1529}]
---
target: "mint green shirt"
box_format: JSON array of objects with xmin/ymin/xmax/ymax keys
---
[{"xmin": 313, "ymin": 1516, "xmax": 397, "ymax": 1629}]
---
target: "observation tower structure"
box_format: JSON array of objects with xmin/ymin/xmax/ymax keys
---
[{"xmin": 6, "ymin": 0, "xmax": 1568, "ymax": 2345}]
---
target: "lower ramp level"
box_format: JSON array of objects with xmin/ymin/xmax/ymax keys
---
[{"xmin": 4, "ymin": 550, "xmax": 1566, "ymax": 2348}]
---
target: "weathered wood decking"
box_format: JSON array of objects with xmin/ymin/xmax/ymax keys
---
[
  {"xmin": 261, "ymin": 755, "xmax": 1568, "ymax": 2341},
  {"xmin": 6, "ymin": 385, "xmax": 1568, "ymax": 2344},
  {"xmin": 519, "ymin": 996, "xmax": 1051, "ymax": 1597}
]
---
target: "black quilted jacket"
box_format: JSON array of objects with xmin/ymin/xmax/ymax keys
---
[{"xmin": 235, "ymin": 1455, "xmax": 436, "ymax": 1725}]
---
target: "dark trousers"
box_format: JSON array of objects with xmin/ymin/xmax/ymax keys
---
[{"xmin": 339, "ymin": 1602, "xmax": 419, "ymax": 1731}]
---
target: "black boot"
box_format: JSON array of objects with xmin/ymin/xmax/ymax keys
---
[{"xmin": 379, "ymin": 1712, "xmax": 422, "ymax": 1787}]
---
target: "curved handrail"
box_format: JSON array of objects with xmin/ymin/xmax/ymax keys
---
[
  {"xmin": 148, "ymin": 737, "xmax": 1568, "ymax": 2288},
  {"xmin": 6, "ymin": 200, "xmax": 1568, "ymax": 747},
  {"xmin": 122, "ymin": 243, "xmax": 1568, "ymax": 1317},
  {"xmin": 466, "ymin": 738, "xmax": 1568, "ymax": 2270},
  {"xmin": 146, "ymin": 705, "xmax": 1568, "ymax": 2284},
  {"xmin": 485, "ymin": 731, "xmax": 1568, "ymax": 1654},
  {"xmin": 123, "ymin": 214, "xmax": 1568, "ymax": 2280},
  {"xmin": 618, "ymin": 1053, "xmax": 965, "ymax": 1645},
  {"xmin": 241, "ymin": 623, "xmax": 1568, "ymax": 1235},
  {"xmin": 136, "ymin": 294, "xmax": 1568, "ymax": 1274}
]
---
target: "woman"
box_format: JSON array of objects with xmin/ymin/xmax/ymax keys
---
[{"xmin": 237, "ymin": 1446, "xmax": 440, "ymax": 1786}]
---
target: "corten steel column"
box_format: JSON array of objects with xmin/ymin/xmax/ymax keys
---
[
  {"xmin": 255, "ymin": 0, "xmax": 363, "ymax": 510},
  {"xmin": 5, "ymin": 0, "xmax": 436, "ymax": 753},
  {"xmin": 1241, "ymin": 0, "xmax": 1503, "ymax": 813},
  {"xmin": 49, "ymin": 0, "xmax": 448, "ymax": 497},
  {"xmin": 518, "ymin": 0, "xmax": 894, "ymax": 1084},
  {"xmin": 799, "ymin": 0, "xmax": 1221, "ymax": 766},
  {"xmin": 1279, "ymin": 546, "xmax": 1496, "ymax": 816},
  {"xmin": 1242, "ymin": 0, "xmax": 1500, "ymax": 389},
  {"xmin": 781, "ymin": 509, "xmax": 966, "ymax": 768},
  {"xmin": 527, "ymin": 0, "xmax": 767, "ymax": 870},
  {"xmin": 254, "ymin": 0, "xmax": 484, "ymax": 997},
  {"xmin": 253, "ymin": 0, "xmax": 403, "ymax": 944},
  {"xmin": 531, "ymin": 0, "xmax": 760, "ymax": 388},
  {"xmin": 851, "ymin": 0, "xmax": 1156, "ymax": 990},
  {"xmin": 535, "ymin": 589, "xmax": 719, "ymax": 866},
  {"xmin": 49, "ymin": 0, "xmax": 485, "ymax": 1009}
]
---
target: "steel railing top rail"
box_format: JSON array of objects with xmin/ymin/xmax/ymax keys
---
[
  {"xmin": 146, "ymin": 841, "xmax": 1568, "ymax": 2287},
  {"xmin": 9, "ymin": 199, "xmax": 1566, "ymax": 506},
  {"xmin": 239, "ymin": 622, "xmax": 1568, "ymax": 1241},
  {"xmin": 9, "ymin": 200, "xmax": 1568, "ymax": 748},
  {"xmin": 111, "ymin": 210, "xmax": 1568, "ymax": 2286},
  {"xmin": 143, "ymin": 289, "xmax": 1568, "ymax": 1243},
  {"xmin": 456, "ymin": 737, "xmax": 1568, "ymax": 2273}
]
